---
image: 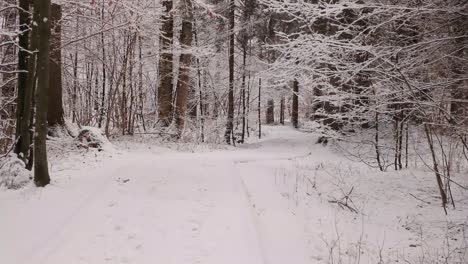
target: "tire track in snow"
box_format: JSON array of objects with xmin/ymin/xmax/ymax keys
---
[
  {"xmin": 18, "ymin": 156, "xmax": 134, "ymax": 264},
  {"xmin": 229, "ymin": 161, "xmax": 268, "ymax": 264},
  {"xmin": 232, "ymin": 156, "xmax": 313, "ymax": 264}
]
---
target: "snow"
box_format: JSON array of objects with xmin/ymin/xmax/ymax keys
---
[
  {"xmin": 0, "ymin": 126, "xmax": 467, "ymax": 264},
  {"xmin": 0, "ymin": 154, "xmax": 31, "ymax": 189},
  {"xmin": 76, "ymin": 126, "xmax": 115, "ymax": 151}
]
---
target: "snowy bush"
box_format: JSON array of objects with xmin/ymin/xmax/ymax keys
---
[
  {"xmin": 0, "ymin": 154, "xmax": 31, "ymax": 189},
  {"xmin": 76, "ymin": 127, "xmax": 114, "ymax": 151}
]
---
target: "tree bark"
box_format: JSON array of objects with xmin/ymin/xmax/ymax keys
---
[
  {"xmin": 15, "ymin": 0, "xmax": 31, "ymax": 155},
  {"xmin": 266, "ymin": 99, "xmax": 275, "ymax": 124},
  {"xmin": 258, "ymin": 78, "xmax": 261, "ymax": 139},
  {"xmin": 72, "ymin": 51, "xmax": 78, "ymax": 123},
  {"xmin": 374, "ymin": 111, "xmax": 383, "ymax": 171},
  {"xmin": 98, "ymin": 3, "xmax": 106, "ymax": 128},
  {"xmin": 224, "ymin": 0, "xmax": 235, "ymax": 144},
  {"xmin": 194, "ymin": 23, "xmax": 204, "ymax": 142},
  {"xmin": 33, "ymin": 0, "xmax": 51, "ymax": 187},
  {"xmin": 424, "ymin": 124, "xmax": 447, "ymax": 212},
  {"xmin": 47, "ymin": 3, "xmax": 65, "ymax": 131},
  {"xmin": 292, "ymin": 79, "xmax": 299, "ymax": 129},
  {"xmin": 280, "ymin": 97, "xmax": 285, "ymax": 125},
  {"xmin": 174, "ymin": 0, "xmax": 193, "ymax": 137},
  {"xmin": 158, "ymin": 0, "xmax": 174, "ymax": 127},
  {"xmin": 241, "ymin": 43, "xmax": 247, "ymax": 143},
  {"xmin": 19, "ymin": 2, "xmax": 37, "ymax": 164}
]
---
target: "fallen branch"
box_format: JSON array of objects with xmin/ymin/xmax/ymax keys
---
[
  {"xmin": 409, "ymin": 193, "xmax": 431, "ymax": 205},
  {"xmin": 328, "ymin": 187, "xmax": 359, "ymax": 213}
]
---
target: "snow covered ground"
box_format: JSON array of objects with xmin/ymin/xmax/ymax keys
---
[{"xmin": 1, "ymin": 126, "xmax": 467, "ymax": 264}]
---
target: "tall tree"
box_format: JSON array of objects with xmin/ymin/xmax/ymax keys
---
[
  {"xmin": 258, "ymin": 77, "xmax": 261, "ymax": 139},
  {"xmin": 18, "ymin": 0, "xmax": 39, "ymax": 167},
  {"xmin": 224, "ymin": 0, "xmax": 235, "ymax": 144},
  {"xmin": 279, "ymin": 96, "xmax": 285, "ymax": 125},
  {"xmin": 33, "ymin": 0, "xmax": 51, "ymax": 187},
  {"xmin": 240, "ymin": 43, "xmax": 247, "ymax": 143},
  {"xmin": 291, "ymin": 79, "xmax": 298, "ymax": 129},
  {"xmin": 47, "ymin": 3, "xmax": 65, "ymax": 132},
  {"xmin": 158, "ymin": 0, "xmax": 175, "ymax": 127},
  {"xmin": 174, "ymin": 0, "xmax": 194, "ymax": 137},
  {"xmin": 15, "ymin": 0, "xmax": 31, "ymax": 156},
  {"xmin": 98, "ymin": 2, "xmax": 106, "ymax": 128}
]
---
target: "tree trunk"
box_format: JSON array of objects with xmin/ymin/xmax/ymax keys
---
[
  {"xmin": 258, "ymin": 78, "xmax": 261, "ymax": 139},
  {"xmin": 33, "ymin": 0, "xmax": 51, "ymax": 187},
  {"xmin": 72, "ymin": 51, "xmax": 78, "ymax": 124},
  {"xmin": 19, "ymin": 1, "xmax": 37, "ymax": 164},
  {"xmin": 266, "ymin": 99, "xmax": 275, "ymax": 124},
  {"xmin": 246, "ymin": 41, "xmax": 251, "ymax": 138},
  {"xmin": 15, "ymin": 0, "xmax": 31, "ymax": 155},
  {"xmin": 224, "ymin": 0, "xmax": 235, "ymax": 144},
  {"xmin": 241, "ymin": 44, "xmax": 247, "ymax": 143},
  {"xmin": 98, "ymin": 3, "xmax": 106, "ymax": 128},
  {"xmin": 374, "ymin": 111, "xmax": 384, "ymax": 171},
  {"xmin": 174, "ymin": 0, "xmax": 193, "ymax": 137},
  {"xmin": 194, "ymin": 23, "xmax": 204, "ymax": 142},
  {"xmin": 280, "ymin": 97, "xmax": 285, "ymax": 125},
  {"xmin": 47, "ymin": 3, "xmax": 65, "ymax": 131},
  {"xmin": 128, "ymin": 42, "xmax": 135, "ymax": 135},
  {"xmin": 138, "ymin": 35, "xmax": 145, "ymax": 132},
  {"xmin": 292, "ymin": 79, "xmax": 299, "ymax": 129},
  {"xmin": 424, "ymin": 124, "xmax": 447, "ymax": 213},
  {"xmin": 158, "ymin": 0, "xmax": 174, "ymax": 127}
]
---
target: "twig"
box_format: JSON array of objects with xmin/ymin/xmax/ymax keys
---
[{"xmin": 409, "ymin": 193, "xmax": 431, "ymax": 205}]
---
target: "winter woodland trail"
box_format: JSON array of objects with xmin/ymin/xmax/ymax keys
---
[{"xmin": 1, "ymin": 127, "xmax": 324, "ymax": 264}]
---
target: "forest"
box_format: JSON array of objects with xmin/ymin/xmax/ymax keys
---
[{"xmin": 0, "ymin": 0, "xmax": 467, "ymax": 263}]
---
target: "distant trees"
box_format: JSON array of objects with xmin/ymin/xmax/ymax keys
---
[
  {"xmin": 262, "ymin": 0, "xmax": 468, "ymax": 210},
  {"xmin": 0, "ymin": 0, "xmax": 465, "ymax": 193}
]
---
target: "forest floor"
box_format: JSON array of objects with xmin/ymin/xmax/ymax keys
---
[{"xmin": 1, "ymin": 126, "xmax": 467, "ymax": 264}]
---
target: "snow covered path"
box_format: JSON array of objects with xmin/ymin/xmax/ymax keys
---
[
  {"xmin": 2, "ymin": 126, "xmax": 467, "ymax": 264},
  {"xmin": 1, "ymin": 127, "xmax": 319, "ymax": 264}
]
